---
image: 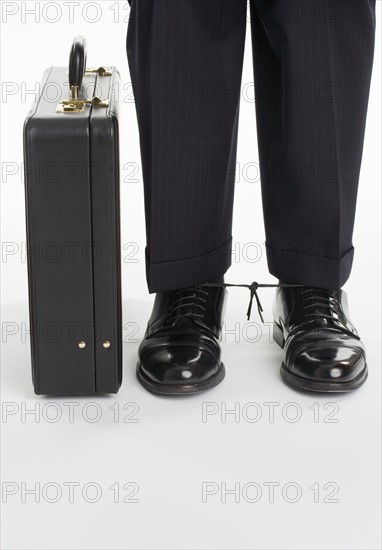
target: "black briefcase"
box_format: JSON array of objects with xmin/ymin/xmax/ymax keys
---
[{"xmin": 23, "ymin": 36, "xmax": 122, "ymax": 395}]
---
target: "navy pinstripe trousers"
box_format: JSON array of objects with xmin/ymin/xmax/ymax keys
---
[{"xmin": 126, "ymin": 0, "xmax": 376, "ymax": 293}]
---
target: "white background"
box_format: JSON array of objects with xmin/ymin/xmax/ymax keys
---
[{"xmin": 1, "ymin": 1, "xmax": 381, "ymax": 549}]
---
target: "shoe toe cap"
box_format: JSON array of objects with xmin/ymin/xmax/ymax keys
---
[
  {"xmin": 291, "ymin": 344, "xmax": 366, "ymax": 383},
  {"xmin": 139, "ymin": 343, "xmax": 221, "ymax": 386}
]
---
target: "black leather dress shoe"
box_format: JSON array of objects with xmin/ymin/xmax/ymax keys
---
[
  {"xmin": 273, "ymin": 283, "xmax": 367, "ymax": 392},
  {"xmin": 137, "ymin": 281, "xmax": 227, "ymax": 395}
]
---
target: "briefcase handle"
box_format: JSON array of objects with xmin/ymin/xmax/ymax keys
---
[{"xmin": 68, "ymin": 35, "xmax": 87, "ymax": 100}]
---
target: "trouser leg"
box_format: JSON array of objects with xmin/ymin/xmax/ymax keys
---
[
  {"xmin": 250, "ymin": 0, "xmax": 376, "ymax": 289},
  {"xmin": 126, "ymin": 0, "xmax": 247, "ymax": 292}
]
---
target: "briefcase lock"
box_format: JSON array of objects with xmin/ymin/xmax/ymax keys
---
[
  {"xmin": 85, "ymin": 66, "xmax": 113, "ymax": 76},
  {"xmin": 56, "ymin": 95, "xmax": 109, "ymax": 114}
]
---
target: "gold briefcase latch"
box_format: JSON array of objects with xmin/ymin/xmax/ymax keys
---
[
  {"xmin": 57, "ymin": 65, "xmax": 112, "ymax": 113},
  {"xmin": 56, "ymin": 95, "xmax": 109, "ymax": 114},
  {"xmin": 84, "ymin": 66, "xmax": 112, "ymax": 76}
]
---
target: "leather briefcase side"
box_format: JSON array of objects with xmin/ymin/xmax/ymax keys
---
[{"xmin": 23, "ymin": 36, "xmax": 122, "ymax": 395}]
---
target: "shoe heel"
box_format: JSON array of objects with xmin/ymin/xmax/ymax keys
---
[{"xmin": 273, "ymin": 322, "xmax": 285, "ymax": 348}]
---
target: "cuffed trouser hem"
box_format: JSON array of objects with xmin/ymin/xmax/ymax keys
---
[
  {"xmin": 266, "ymin": 243, "xmax": 355, "ymax": 290},
  {"xmin": 146, "ymin": 237, "xmax": 233, "ymax": 293}
]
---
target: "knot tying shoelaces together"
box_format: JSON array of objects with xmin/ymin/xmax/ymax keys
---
[{"xmin": 196, "ymin": 281, "xmax": 305, "ymax": 323}]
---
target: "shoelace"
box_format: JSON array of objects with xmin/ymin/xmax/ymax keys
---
[
  {"xmin": 193, "ymin": 281, "xmax": 305, "ymax": 323},
  {"xmin": 290, "ymin": 286, "xmax": 359, "ymax": 339},
  {"xmin": 174, "ymin": 281, "xmax": 359, "ymax": 340},
  {"xmin": 300, "ymin": 287, "xmax": 342, "ymax": 319},
  {"xmin": 166, "ymin": 287, "xmax": 210, "ymax": 323}
]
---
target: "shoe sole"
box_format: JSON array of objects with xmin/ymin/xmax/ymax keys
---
[
  {"xmin": 273, "ymin": 322, "xmax": 368, "ymax": 393},
  {"xmin": 136, "ymin": 361, "xmax": 226, "ymax": 396}
]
